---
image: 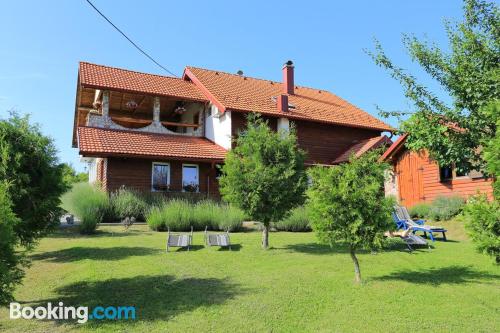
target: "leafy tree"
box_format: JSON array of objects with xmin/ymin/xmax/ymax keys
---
[
  {"xmin": 464, "ymin": 194, "xmax": 499, "ymax": 263},
  {"xmin": 0, "ymin": 112, "xmax": 66, "ymax": 246},
  {"xmin": 61, "ymin": 163, "xmax": 88, "ymax": 188},
  {"xmin": 219, "ymin": 114, "xmax": 307, "ymax": 249},
  {"xmin": 0, "ymin": 182, "xmax": 26, "ymax": 304},
  {"xmin": 368, "ymin": 0, "xmax": 499, "ymax": 174},
  {"xmin": 482, "ymin": 101, "xmax": 500, "ymax": 198},
  {"xmin": 306, "ymin": 151, "xmax": 394, "ymax": 283}
]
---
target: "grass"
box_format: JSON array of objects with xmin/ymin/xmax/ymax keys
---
[{"xmin": 1, "ymin": 220, "xmax": 499, "ymax": 332}]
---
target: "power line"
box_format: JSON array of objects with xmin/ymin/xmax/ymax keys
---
[{"xmin": 84, "ymin": 0, "xmax": 178, "ymax": 77}]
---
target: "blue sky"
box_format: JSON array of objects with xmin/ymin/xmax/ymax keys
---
[{"xmin": 0, "ymin": 0, "xmax": 463, "ymax": 171}]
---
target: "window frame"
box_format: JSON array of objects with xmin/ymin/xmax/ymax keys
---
[
  {"xmin": 182, "ymin": 163, "xmax": 200, "ymax": 193},
  {"xmin": 439, "ymin": 163, "xmax": 482, "ymax": 182},
  {"xmin": 151, "ymin": 162, "xmax": 170, "ymax": 192}
]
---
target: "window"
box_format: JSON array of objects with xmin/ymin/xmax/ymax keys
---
[
  {"xmin": 152, "ymin": 163, "xmax": 170, "ymax": 191},
  {"xmin": 439, "ymin": 165, "xmax": 453, "ymax": 182},
  {"xmin": 182, "ymin": 164, "xmax": 199, "ymax": 192},
  {"xmin": 439, "ymin": 163, "xmax": 483, "ymax": 182}
]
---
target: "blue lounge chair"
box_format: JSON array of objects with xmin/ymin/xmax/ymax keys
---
[{"xmin": 392, "ymin": 209, "xmax": 447, "ymax": 242}]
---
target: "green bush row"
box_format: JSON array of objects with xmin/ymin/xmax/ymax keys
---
[
  {"xmin": 409, "ymin": 195, "xmax": 465, "ymax": 221},
  {"xmin": 273, "ymin": 206, "xmax": 311, "ymax": 232},
  {"xmin": 146, "ymin": 199, "xmax": 245, "ymax": 232}
]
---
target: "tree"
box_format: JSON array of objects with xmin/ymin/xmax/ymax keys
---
[
  {"xmin": 0, "ymin": 111, "xmax": 66, "ymax": 246},
  {"xmin": 368, "ymin": 0, "xmax": 499, "ymax": 174},
  {"xmin": 482, "ymin": 101, "xmax": 500, "ymax": 198},
  {"xmin": 306, "ymin": 151, "xmax": 394, "ymax": 283},
  {"xmin": 61, "ymin": 162, "xmax": 88, "ymax": 188},
  {"xmin": 219, "ymin": 114, "xmax": 307, "ymax": 249},
  {"xmin": 463, "ymin": 194, "xmax": 499, "ymax": 263},
  {"xmin": 0, "ymin": 182, "xmax": 26, "ymax": 304}
]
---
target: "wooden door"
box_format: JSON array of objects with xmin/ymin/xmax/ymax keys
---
[{"xmin": 395, "ymin": 151, "xmax": 424, "ymax": 207}]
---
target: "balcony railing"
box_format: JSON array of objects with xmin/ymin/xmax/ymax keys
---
[{"xmin": 86, "ymin": 113, "xmax": 203, "ymax": 137}]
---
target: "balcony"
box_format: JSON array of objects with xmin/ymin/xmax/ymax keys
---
[{"xmin": 85, "ymin": 90, "xmax": 204, "ymax": 137}]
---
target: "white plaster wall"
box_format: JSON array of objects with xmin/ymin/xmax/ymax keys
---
[
  {"xmin": 277, "ymin": 117, "xmax": 290, "ymax": 132},
  {"xmin": 205, "ymin": 104, "xmax": 232, "ymax": 150},
  {"xmin": 87, "ymin": 158, "xmax": 98, "ymax": 184}
]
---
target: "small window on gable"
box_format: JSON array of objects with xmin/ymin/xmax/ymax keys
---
[
  {"xmin": 152, "ymin": 162, "xmax": 170, "ymax": 191},
  {"xmin": 439, "ymin": 165, "xmax": 453, "ymax": 182}
]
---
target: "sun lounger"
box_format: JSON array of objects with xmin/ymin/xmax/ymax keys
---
[
  {"xmin": 385, "ymin": 229, "xmax": 429, "ymax": 251},
  {"xmin": 166, "ymin": 227, "xmax": 193, "ymax": 252},
  {"xmin": 204, "ymin": 226, "xmax": 231, "ymax": 250},
  {"xmin": 393, "ymin": 208, "xmax": 448, "ymax": 242},
  {"xmin": 395, "ymin": 205, "xmax": 425, "ymax": 225}
]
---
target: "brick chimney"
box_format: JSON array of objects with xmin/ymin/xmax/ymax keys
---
[
  {"xmin": 277, "ymin": 94, "xmax": 289, "ymax": 112},
  {"xmin": 282, "ymin": 60, "xmax": 294, "ymax": 95}
]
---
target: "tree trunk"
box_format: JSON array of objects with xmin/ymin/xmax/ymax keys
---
[
  {"xmin": 349, "ymin": 246, "xmax": 361, "ymax": 283},
  {"xmin": 262, "ymin": 223, "xmax": 269, "ymax": 249}
]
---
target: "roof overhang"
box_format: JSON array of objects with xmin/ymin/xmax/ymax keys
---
[{"xmin": 379, "ymin": 134, "xmax": 408, "ymax": 162}]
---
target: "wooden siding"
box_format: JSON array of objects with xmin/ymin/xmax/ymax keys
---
[
  {"xmin": 394, "ymin": 150, "xmax": 494, "ymax": 207},
  {"xmin": 231, "ymin": 112, "xmax": 381, "ymax": 165},
  {"xmin": 231, "ymin": 111, "xmax": 277, "ymax": 137},
  {"xmin": 105, "ymin": 157, "xmax": 219, "ymax": 196},
  {"xmin": 296, "ymin": 120, "xmax": 380, "ymax": 165}
]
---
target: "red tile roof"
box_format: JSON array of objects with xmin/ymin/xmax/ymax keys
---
[
  {"xmin": 77, "ymin": 126, "xmax": 227, "ymax": 161},
  {"xmin": 379, "ymin": 134, "xmax": 408, "ymax": 162},
  {"xmin": 333, "ymin": 135, "xmax": 392, "ymax": 164},
  {"xmin": 184, "ymin": 67, "xmax": 393, "ymax": 131},
  {"xmin": 79, "ymin": 62, "xmax": 207, "ymax": 102}
]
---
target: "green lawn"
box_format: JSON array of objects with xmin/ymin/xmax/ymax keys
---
[{"xmin": 1, "ymin": 221, "xmax": 499, "ymax": 332}]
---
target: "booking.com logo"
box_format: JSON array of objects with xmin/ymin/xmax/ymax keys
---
[{"xmin": 10, "ymin": 302, "xmax": 136, "ymax": 324}]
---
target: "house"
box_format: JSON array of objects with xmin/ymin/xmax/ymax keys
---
[
  {"xmin": 380, "ymin": 134, "xmax": 494, "ymax": 207},
  {"xmin": 73, "ymin": 61, "xmax": 393, "ymax": 197}
]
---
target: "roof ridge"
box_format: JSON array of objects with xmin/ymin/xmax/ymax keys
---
[
  {"xmin": 79, "ymin": 61, "xmax": 186, "ymax": 82},
  {"xmin": 186, "ymin": 66, "xmax": 337, "ymax": 94}
]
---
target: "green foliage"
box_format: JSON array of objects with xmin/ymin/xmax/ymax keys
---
[
  {"xmin": 306, "ymin": 150, "xmax": 395, "ymax": 282},
  {"xmin": 275, "ymin": 206, "xmax": 311, "ymax": 232},
  {"xmin": 0, "ymin": 112, "xmax": 66, "ymax": 246},
  {"xmin": 0, "ymin": 183, "xmax": 26, "ymax": 305},
  {"xmin": 61, "ymin": 183, "xmax": 109, "ymax": 234},
  {"xmin": 61, "ymin": 162, "xmax": 88, "ymax": 188},
  {"xmin": 482, "ymin": 101, "xmax": 500, "ymax": 199},
  {"xmin": 428, "ymin": 195, "xmax": 466, "ymax": 221},
  {"xmin": 409, "ymin": 202, "xmax": 432, "ymax": 218},
  {"xmin": 219, "ymin": 114, "xmax": 307, "ymax": 248},
  {"xmin": 368, "ymin": 0, "xmax": 500, "ymax": 173},
  {"xmin": 111, "ymin": 187, "xmax": 148, "ymax": 220},
  {"xmin": 463, "ymin": 194, "xmax": 500, "ymax": 263},
  {"xmin": 146, "ymin": 199, "xmax": 244, "ymax": 232}
]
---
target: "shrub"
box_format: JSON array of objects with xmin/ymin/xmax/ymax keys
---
[
  {"xmin": 409, "ymin": 203, "xmax": 431, "ymax": 218},
  {"xmin": 0, "ymin": 183, "xmax": 25, "ymax": 304},
  {"xmin": 463, "ymin": 194, "xmax": 499, "ymax": 264},
  {"xmin": 111, "ymin": 188, "xmax": 147, "ymax": 221},
  {"xmin": 0, "ymin": 112, "xmax": 66, "ymax": 246},
  {"xmin": 146, "ymin": 199, "xmax": 192, "ymax": 231},
  {"xmin": 215, "ymin": 204, "xmax": 245, "ymax": 231},
  {"xmin": 428, "ymin": 195, "xmax": 465, "ymax": 221},
  {"xmin": 146, "ymin": 199, "xmax": 245, "ymax": 232},
  {"xmin": 61, "ymin": 183, "xmax": 109, "ymax": 234},
  {"xmin": 275, "ymin": 206, "xmax": 311, "ymax": 232}
]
